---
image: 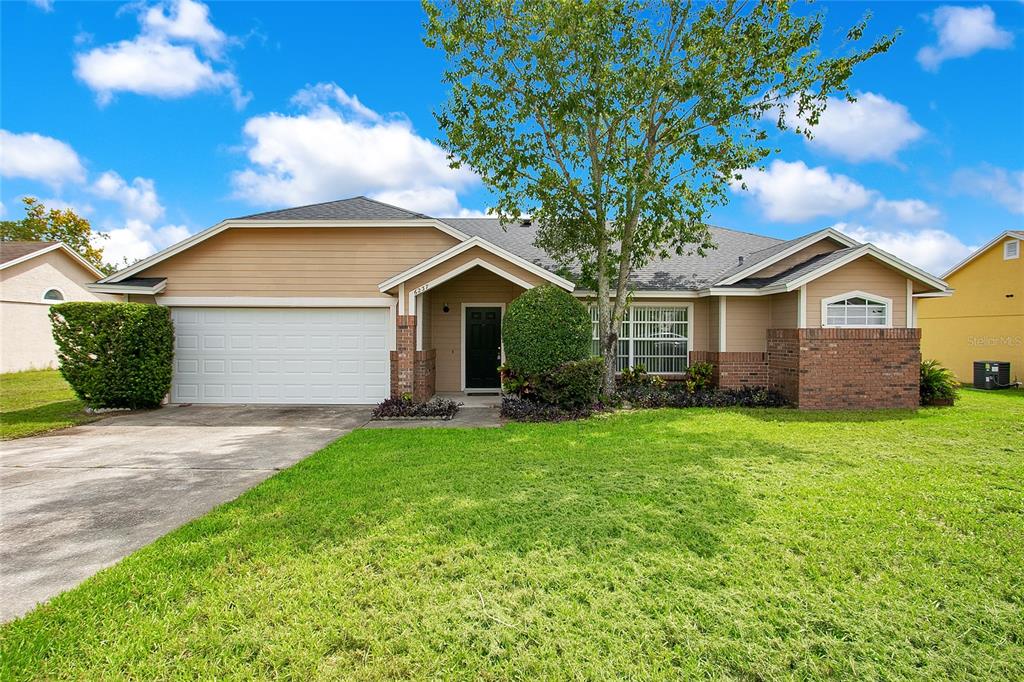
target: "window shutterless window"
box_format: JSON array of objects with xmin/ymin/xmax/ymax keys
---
[
  {"xmin": 590, "ymin": 305, "xmax": 689, "ymax": 372},
  {"xmin": 822, "ymin": 292, "xmax": 890, "ymax": 327},
  {"xmin": 42, "ymin": 288, "xmax": 64, "ymax": 302}
]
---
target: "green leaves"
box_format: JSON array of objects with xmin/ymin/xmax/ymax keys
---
[
  {"xmin": 49, "ymin": 302, "xmax": 174, "ymax": 409},
  {"xmin": 425, "ymin": 0, "xmax": 893, "ymax": 388},
  {"xmin": 1, "ymin": 197, "xmax": 113, "ymax": 274}
]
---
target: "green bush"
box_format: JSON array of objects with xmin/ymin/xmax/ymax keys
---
[
  {"xmin": 503, "ymin": 285, "xmax": 591, "ymax": 376},
  {"xmin": 49, "ymin": 302, "xmax": 174, "ymax": 409},
  {"xmin": 535, "ymin": 357, "xmax": 604, "ymax": 409},
  {"xmin": 920, "ymin": 359, "xmax": 959, "ymax": 406},
  {"xmin": 685, "ymin": 361, "xmax": 715, "ymax": 392}
]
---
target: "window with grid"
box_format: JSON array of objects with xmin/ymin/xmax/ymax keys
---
[
  {"xmin": 824, "ymin": 295, "xmax": 889, "ymax": 327},
  {"xmin": 590, "ymin": 306, "xmax": 689, "ymax": 372}
]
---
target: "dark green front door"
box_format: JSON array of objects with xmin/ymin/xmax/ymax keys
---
[{"xmin": 465, "ymin": 307, "xmax": 502, "ymax": 389}]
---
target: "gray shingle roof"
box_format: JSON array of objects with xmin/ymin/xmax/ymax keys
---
[
  {"xmin": 0, "ymin": 241, "xmax": 57, "ymax": 265},
  {"xmin": 440, "ymin": 218, "xmax": 783, "ymax": 290},
  {"xmin": 116, "ymin": 277, "xmax": 168, "ymax": 288},
  {"xmin": 729, "ymin": 248, "xmax": 857, "ymax": 288},
  {"xmin": 235, "ymin": 196, "xmax": 430, "ymax": 221}
]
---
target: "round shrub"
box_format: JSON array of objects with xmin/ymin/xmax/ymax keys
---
[
  {"xmin": 49, "ymin": 302, "xmax": 174, "ymax": 409},
  {"xmin": 503, "ymin": 285, "xmax": 591, "ymax": 376}
]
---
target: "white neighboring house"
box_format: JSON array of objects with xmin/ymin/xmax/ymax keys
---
[{"xmin": 0, "ymin": 241, "xmax": 117, "ymax": 374}]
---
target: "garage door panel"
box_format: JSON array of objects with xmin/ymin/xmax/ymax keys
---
[{"xmin": 171, "ymin": 307, "xmax": 389, "ymax": 404}]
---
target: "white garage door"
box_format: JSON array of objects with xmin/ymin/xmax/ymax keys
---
[{"xmin": 171, "ymin": 307, "xmax": 389, "ymax": 404}]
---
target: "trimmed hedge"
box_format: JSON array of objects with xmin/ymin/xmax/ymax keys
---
[
  {"xmin": 49, "ymin": 302, "xmax": 174, "ymax": 409},
  {"xmin": 502, "ymin": 285, "xmax": 591, "ymax": 376},
  {"xmin": 535, "ymin": 357, "xmax": 603, "ymax": 409}
]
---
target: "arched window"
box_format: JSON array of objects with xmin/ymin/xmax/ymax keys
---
[
  {"xmin": 42, "ymin": 288, "xmax": 65, "ymax": 303},
  {"xmin": 822, "ymin": 291, "xmax": 891, "ymax": 328}
]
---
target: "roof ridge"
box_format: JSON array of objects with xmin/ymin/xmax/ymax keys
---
[{"xmin": 233, "ymin": 196, "xmax": 432, "ymax": 221}]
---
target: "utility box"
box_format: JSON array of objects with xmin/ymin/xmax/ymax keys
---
[{"xmin": 973, "ymin": 361, "xmax": 1011, "ymax": 390}]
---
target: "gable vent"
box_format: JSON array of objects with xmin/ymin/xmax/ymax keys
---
[{"xmin": 1005, "ymin": 239, "xmax": 1020, "ymax": 260}]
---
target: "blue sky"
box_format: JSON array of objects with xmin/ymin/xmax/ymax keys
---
[{"xmin": 1, "ymin": 0, "xmax": 1022, "ymax": 274}]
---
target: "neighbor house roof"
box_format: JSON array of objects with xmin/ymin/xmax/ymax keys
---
[
  {"xmin": 0, "ymin": 240, "xmax": 105, "ymax": 278},
  {"xmin": 940, "ymin": 230, "xmax": 1024, "ymax": 278},
  {"xmin": 1, "ymin": 240, "xmax": 59, "ymax": 265}
]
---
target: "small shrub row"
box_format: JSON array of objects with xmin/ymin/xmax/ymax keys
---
[
  {"xmin": 500, "ymin": 396, "xmax": 606, "ymax": 422},
  {"xmin": 502, "ymin": 357, "xmax": 604, "ymax": 409},
  {"xmin": 371, "ymin": 395, "xmax": 462, "ymax": 420},
  {"xmin": 502, "ymin": 385, "xmax": 788, "ymax": 422},
  {"xmin": 619, "ymin": 385, "xmax": 788, "ymax": 409}
]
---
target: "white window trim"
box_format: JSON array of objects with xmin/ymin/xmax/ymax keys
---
[
  {"xmin": 591, "ymin": 301, "xmax": 693, "ymax": 373},
  {"xmin": 460, "ymin": 303, "xmax": 506, "ymax": 392},
  {"xmin": 41, "ymin": 287, "xmax": 66, "ymax": 303},
  {"xmin": 821, "ymin": 290, "xmax": 892, "ymax": 328},
  {"xmin": 1005, "ymin": 238, "xmax": 1020, "ymax": 260}
]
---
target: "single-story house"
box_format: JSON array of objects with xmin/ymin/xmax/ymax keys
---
[
  {"xmin": 918, "ymin": 231, "xmax": 1022, "ymax": 383},
  {"xmin": 89, "ymin": 196, "xmax": 952, "ymax": 409},
  {"xmin": 1, "ymin": 241, "xmax": 116, "ymax": 374}
]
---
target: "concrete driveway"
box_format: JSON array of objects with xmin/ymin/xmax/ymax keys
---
[{"xmin": 0, "ymin": 404, "xmax": 369, "ymax": 623}]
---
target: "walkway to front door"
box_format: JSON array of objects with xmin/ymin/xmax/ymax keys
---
[{"xmin": 464, "ymin": 306, "xmax": 502, "ymax": 390}]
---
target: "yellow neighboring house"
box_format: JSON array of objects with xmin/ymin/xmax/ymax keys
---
[{"xmin": 918, "ymin": 231, "xmax": 1023, "ymax": 384}]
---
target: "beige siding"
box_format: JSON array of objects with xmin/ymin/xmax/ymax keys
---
[
  {"xmin": 137, "ymin": 227, "xmax": 459, "ymax": 297},
  {"xmin": 0, "ymin": 249, "xmax": 115, "ymax": 372},
  {"xmin": 725, "ymin": 297, "xmax": 771, "ymax": 351},
  {"xmin": 400, "ymin": 245, "xmax": 551, "ymax": 294},
  {"xmin": 426, "ymin": 267, "xmax": 527, "ymax": 392},
  {"xmin": 754, "ymin": 238, "xmax": 845, "ymax": 278},
  {"xmin": 769, "ymin": 291, "xmax": 799, "ymax": 328},
  {"xmin": 805, "ymin": 256, "xmax": 909, "ymax": 327}
]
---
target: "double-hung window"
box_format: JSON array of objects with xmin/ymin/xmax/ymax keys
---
[
  {"xmin": 590, "ymin": 305, "xmax": 690, "ymax": 372},
  {"xmin": 822, "ymin": 292, "xmax": 891, "ymax": 327}
]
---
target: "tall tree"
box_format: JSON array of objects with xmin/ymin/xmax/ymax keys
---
[
  {"xmin": 424, "ymin": 0, "xmax": 895, "ymax": 391},
  {"xmin": 1, "ymin": 197, "xmax": 112, "ymax": 274}
]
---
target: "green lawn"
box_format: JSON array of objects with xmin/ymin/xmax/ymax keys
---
[
  {"xmin": 0, "ymin": 369, "xmax": 95, "ymax": 440},
  {"xmin": 2, "ymin": 391, "xmax": 1022, "ymax": 679}
]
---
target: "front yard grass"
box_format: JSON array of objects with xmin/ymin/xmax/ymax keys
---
[
  {"xmin": 0, "ymin": 369, "xmax": 94, "ymax": 440},
  {"xmin": 1, "ymin": 390, "xmax": 1022, "ymax": 679}
]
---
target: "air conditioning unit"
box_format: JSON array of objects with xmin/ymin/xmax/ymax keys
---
[{"xmin": 973, "ymin": 361, "xmax": 1011, "ymax": 390}]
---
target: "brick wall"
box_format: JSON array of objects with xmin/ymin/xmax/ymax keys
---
[
  {"xmin": 413, "ymin": 349, "xmax": 436, "ymax": 402},
  {"xmin": 391, "ymin": 315, "xmax": 438, "ymax": 401},
  {"xmin": 767, "ymin": 328, "xmax": 920, "ymax": 409},
  {"xmin": 690, "ymin": 350, "xmax": 769, "ymax": 389}
]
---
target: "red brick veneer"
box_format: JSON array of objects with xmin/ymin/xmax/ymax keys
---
[
  {"xmin": 689, "ymin": 350, "xmax": 768, "ymax": 389},
  {"xmin": 767, "ymin": 328, "xmax": 921, "ymax": 410},
  {"xmin": 391, "ymin": 315, "xmax": 437, "ymax": 400}
]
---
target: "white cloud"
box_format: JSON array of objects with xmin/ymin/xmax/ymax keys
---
[
  {"xmin": 834, "ymin": 223, "xmax": 976, "ymax": 275},
  {"xmin": 90, "ymin": 171, "xmax": 165, "ymax": 222},
  {"xmin": 784, "ymin": 92, "xmax": 925, "ymax": 163},
  {"xmin": 73, "ymin": 0, "xmax": 248, "ymax": 108},
  {"xmin": 100, "ymin": 219, "xmax": 190, "ymax": 266},
  {"xmin": 143, "ymin": 0, "xmax": 227, "ymax": 57},
  {"xmin": 231, "ymin": 82, "xmax": 478, "ymax": 215},
  {"xmin": 0, "ymin": 130, "xmax": 86, "ymax": 187},
  {"xmin": 731, "ymin": 160, "xmax": 873, "ymax": 222},
  {"xmin": 917, "ymin": 5, "xmax": 1014, "ymax": 71},
  {"xmin": 29, "ymin": 0, "xmax": 53, "ymax": 11},
  {"xmin": 953, "ymin": 166, "xmax": 1024, "ymax": 214},
  {"xmin": 872, "ymin": 198, "xmax": 942, "ymax": 226}
]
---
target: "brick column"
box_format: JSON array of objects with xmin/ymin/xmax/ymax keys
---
[{"xmin": 392, "ymin": 314, "xmax": 416, "ymax": 397}]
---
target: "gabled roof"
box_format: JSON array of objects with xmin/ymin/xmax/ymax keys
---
[
  {"xmin": 441, "ymin": 218, "xmax": 782, "ymax": 291},
  {"xmin": 234, "ymin": 196, "xmax": 430, "ymax": 221},
  {"xmin": 378, "ymin": 236, "xmax": 575, "ymax": 292},
  {"xmin": 713, "ymin": 228, "xmax": 859, "ymax": 285},
  {"xmin": 941, "ymin": 230, "xmax": 1023, "ymax": 278},
  {"xmin": 0, "ymin": 241, "xmax": 105, "ymax": 278}
]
